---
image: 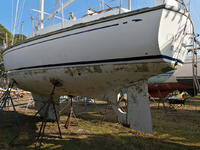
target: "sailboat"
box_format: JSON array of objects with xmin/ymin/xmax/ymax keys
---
[
  {"xmin": 2, "ymin": 0, "xmax": 195, "ymax": 133},
  {"xmin": 148, "ymin": 55, "xmax": 200, "ymax": 98}
]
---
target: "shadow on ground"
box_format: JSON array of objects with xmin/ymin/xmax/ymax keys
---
[
  {"xmin": 0, "ymin": 100, "xmax": 200, "ymax": 150},
  {"xmin": 30, "ymin": 132, "xmax": 200, "ymax": 150},
  {"xmin": 0, "ymin": 110, "xmax": 38, "ymax": 150}
]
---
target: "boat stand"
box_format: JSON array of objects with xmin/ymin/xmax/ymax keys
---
[
  {"xmin": 9, "ymin": 82, "xmax": 62, "ymax": 148},
  {"xmin": 155, "ymin": 85, "xmax": 167, "ymax": 111},
  {"xmin": 25, "ymin": 97, "xmax": 34, "ymax": 112},
  {"xmin": 99, "ymin": 103, "xmax": 111, "ymax": 124},
  {"xmin": 64, "ymin": 96, "xmax": 78, "ymax": 129},
  {"xmin": 35, "ymin": 84, "xmax": 62, "ymax": 149},
  {"xmin": 99, "ymin": 102, "xmax": 119, "ymax": 125},
  {"xmin": 0, "ymin": 82, "xmax": 19, "ymax": 125}
]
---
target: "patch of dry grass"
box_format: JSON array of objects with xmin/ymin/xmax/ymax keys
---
[{"xmin": 0, "ymin": 97, "xmax": 200, "ymax": 150}]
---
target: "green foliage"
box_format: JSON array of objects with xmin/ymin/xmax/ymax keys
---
[
  {"xmin": 0, "ymin": 24, "xmax": 26, "ymax": 47},
  {"xmin": 0, "ymin": 24, "xmax": 12, "ymax": 46},
  {"xmin": 0, "ymin": 24, "xmax": 26, "ymax": 73},
  {"xmin": 14, "ymin": 34, "xmax": 27, "ymax": 43}
]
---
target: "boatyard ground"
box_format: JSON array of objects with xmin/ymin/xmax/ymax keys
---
[{"xmin": 0, "ymin": 96, "xmax": 200, "ymax": 150}]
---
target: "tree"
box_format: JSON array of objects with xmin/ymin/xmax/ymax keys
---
[
  {"xmin": 0, "ymin": 24, "xmax": 12, "ymax": 46},
  {"xmin": 0, "ymin": 24, "xmax": 27, "ymax": 47},
  {"xmin": 0, "ymin": 24, "xmax": 26, "ymax": 73}
]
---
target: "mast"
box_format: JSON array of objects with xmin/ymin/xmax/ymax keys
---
[
  {"xmin": 60, "ymin": 0, "xmax": 65, "ymax": 24},
  {"xmin": 119, "ymin": 0, "xmax": 122, "ymax": 13},
  {"xmin": 101, "ymin": 0, "xmax": 104, "ymax": 10},
  {"xmin": 42, "ymin": 0, "xmax": 74, "ymax": 23},
  {"xmin": 128, "ymin": 0, "xmax": 131, "ymax": 10},
  {"xmin": 40, "ymin": 0, "xmax": 44, "ymax": 29}
]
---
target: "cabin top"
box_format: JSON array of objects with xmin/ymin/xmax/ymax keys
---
[
  {"xmin": 28, "ymin": 0, "xmax": 182, "ymax": 39},
  {"xmin": 28, "ymin": 7, "xmax": 130, "ymax": 38}
]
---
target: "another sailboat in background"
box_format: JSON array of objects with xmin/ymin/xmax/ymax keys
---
[
  {"xmin": 2, "ymin": 0, "xmax": 196, "ymax": 133},
  {"xmin": 148, "ymin": 56, "xmax": 200, "ymax": 98}
]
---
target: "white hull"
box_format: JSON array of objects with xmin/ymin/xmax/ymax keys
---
[
  {"xmin": 148, "ymin": 56, "xmax": 200, "ymax": 85},
  {"xmin": 3, "ymin": 5, "xmax": 193, "ymax": 98}
]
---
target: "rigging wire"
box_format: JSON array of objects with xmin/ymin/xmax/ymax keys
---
[
  {"xmin": 133, "ymin": 0, "xmax": 138, "ymax": 9},
  {"xmin": 12, "ymin": 0, "xmax": 26, "ymax": 44},
  {"xmin": 13, "ymin": 0, "xmax": 21, "ymax": 34},
  {"xmin": 17, "ymin": 0, "xmax": 26, "ymax": 29},
  {"xmin": 11, "ymin": 0, "xmax": 14, "ymax": 45},
  {"xmin": 186, "ymin": 0, "xmax": 191, "ymax": 12},
  {"xmin": 97, "ymin": 0, "xmax": 100, "ymax": 10},
  {"xmin": 50, "ymin": 0, "xmax": 60, "ymax": 25},
  {"xmin": 11, "ymin": 0, "xmax": 20, "ymax": 45},
  {"xmin": 14, "ymin": 0, "xmax": 26, "ymax": 40},
  {"xmin": 16, "ymin": 0, "xmax": 23, "ymax": 25}
]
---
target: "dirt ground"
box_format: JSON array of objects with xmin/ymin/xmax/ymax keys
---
[{"xmin": 0, "ymin": 96, "xmax": 200, "ymax": 150}]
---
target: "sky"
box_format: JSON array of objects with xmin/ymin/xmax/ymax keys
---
[{"xmin": 0, "ymin": 0, "xmax": 199, "ymax": 38}]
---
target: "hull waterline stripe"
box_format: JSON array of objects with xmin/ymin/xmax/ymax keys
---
[
  {"xmin": 4, "ymin": 23, "xmax": 119, "ymax": 55},
  {"xmin": 11, "ymin": 55, "xmax": 183, "ymax": 71}
]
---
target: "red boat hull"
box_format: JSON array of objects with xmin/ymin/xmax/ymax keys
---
[{"xmin": 148, "ymin": 83, "xmax": 193, "ymax": 98}]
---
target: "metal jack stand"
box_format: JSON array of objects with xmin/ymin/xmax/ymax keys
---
[
  {"xmin": 100, "ymin": 102, "xmax": 120, "ymax": 125},
  {"xmin": 0, "ymin": 82, "xmax": 19, "ymax": 125},
  {"xmin": 155, "ymin": 85, "xmax": 168, "ymax": 112},
  {"xmin": 9, "ymin": 82, "xmax": 62, "ymax": 148},
  {"xmin": 99, "ymin": 103, "xmax": 110, "ymax": 124},
  {"xmin": 64, "ymin": 96, "xmax": 78, "ymax": 129},
  {"xmin": 35, "ymin": 83, "xmax": 62, "ymax": 149}
]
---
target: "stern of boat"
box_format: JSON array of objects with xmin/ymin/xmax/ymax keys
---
[{"xmin": 158, "ymin": 6, "xmax": 193, "ymax": 67}]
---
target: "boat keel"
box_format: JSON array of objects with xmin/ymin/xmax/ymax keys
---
[
  {"xmin": 107, "ymin": 80, "xmax": 153, "ymax": 133},
  {"xmin": 32, "ymin": 80, "xmax": 153, "ymax": 133}
]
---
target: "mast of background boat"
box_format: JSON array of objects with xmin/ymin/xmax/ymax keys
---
[{"xmin": 40, "ymin": 0, "xmax": 44, "ymax": 29}]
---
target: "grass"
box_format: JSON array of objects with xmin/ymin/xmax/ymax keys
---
[{"xmin": 0, "ymin": 97, "xmax": 200, "ymax": 150}]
